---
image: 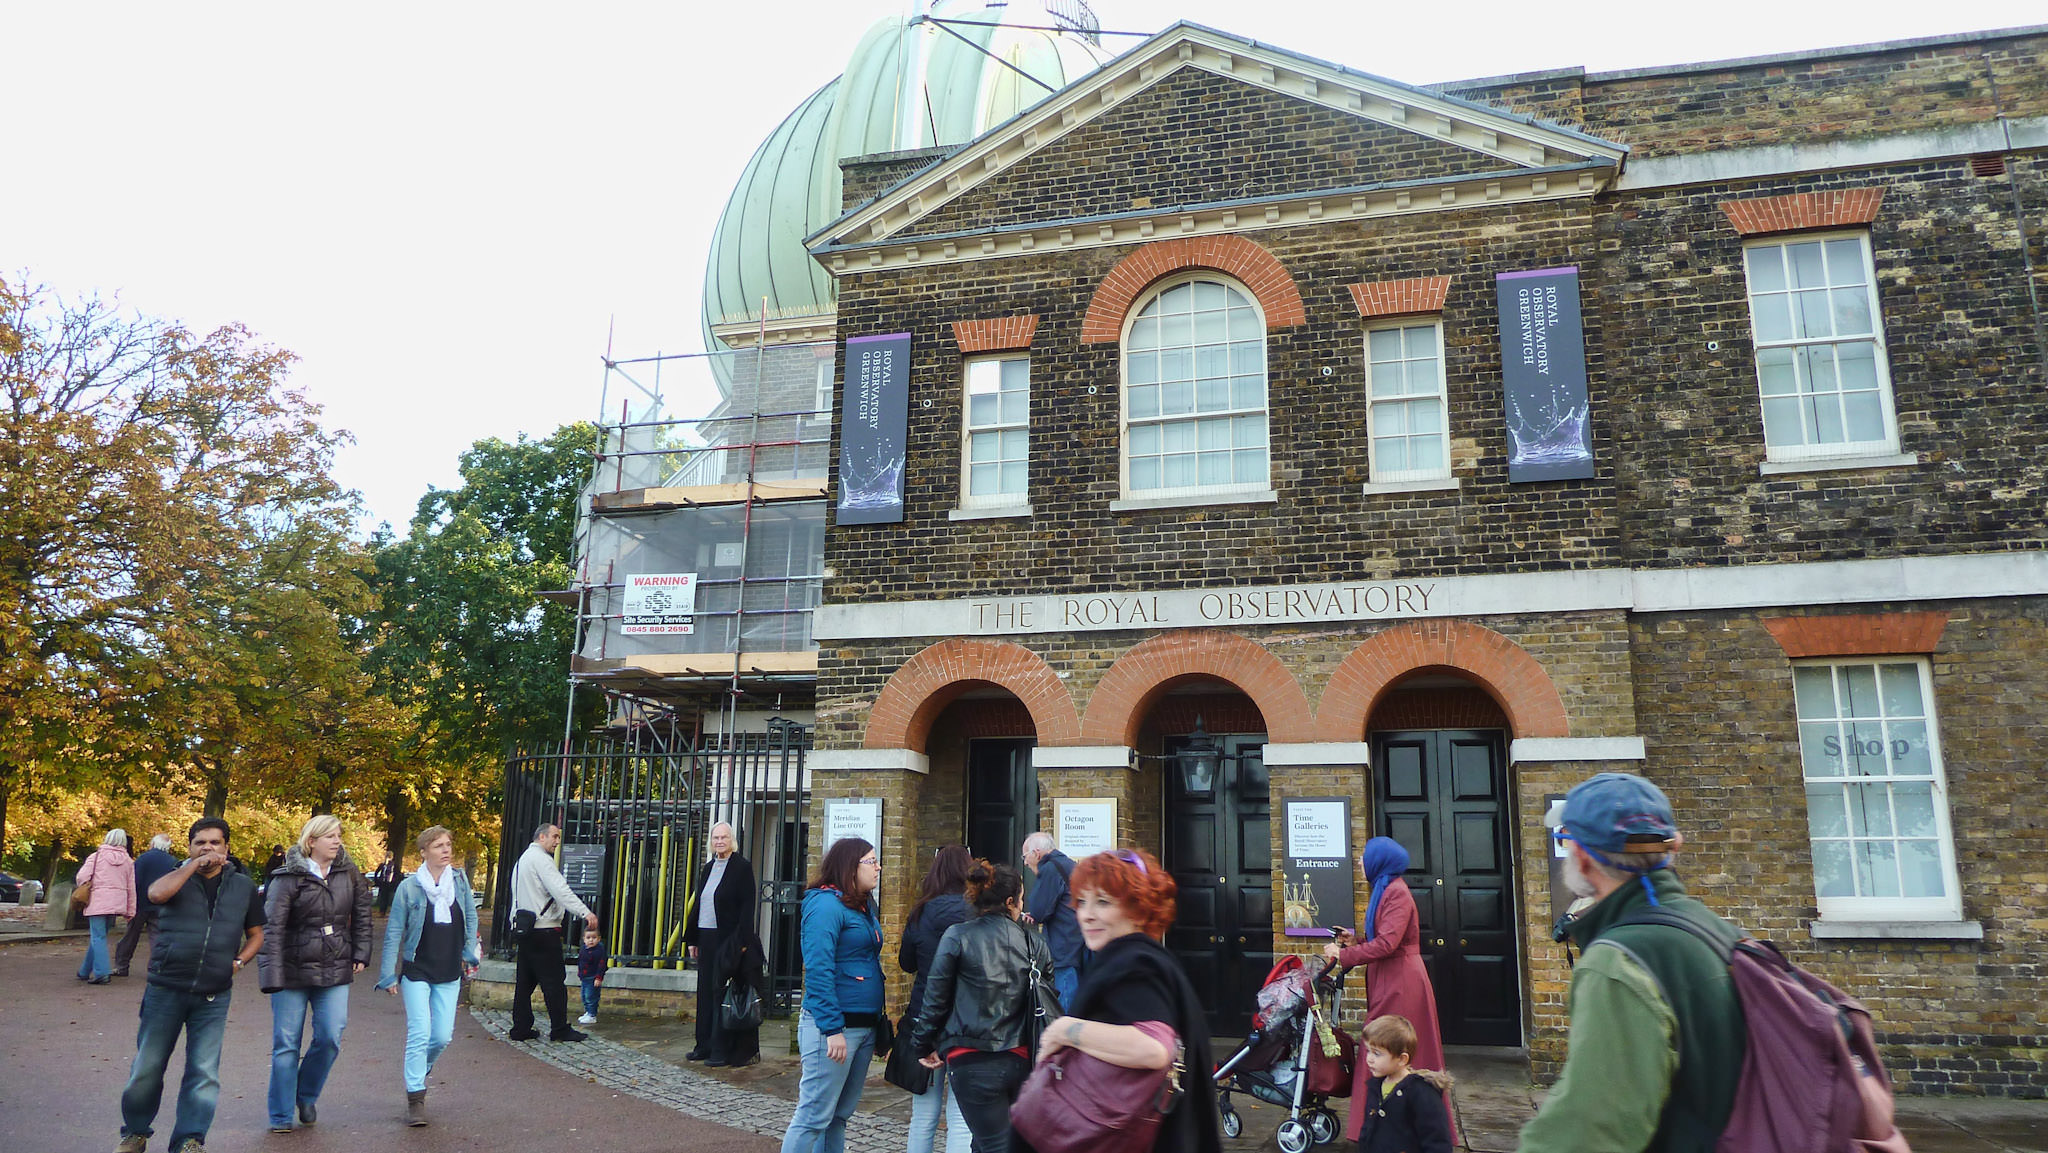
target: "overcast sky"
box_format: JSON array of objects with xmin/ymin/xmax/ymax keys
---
[{"xmin": 9, "ymin": 1, "xmax": 2041, "ymax": 532}]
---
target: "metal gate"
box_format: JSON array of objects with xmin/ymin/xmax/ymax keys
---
[{"xmin": 495, "ymin": 718, "xmax": 810, "ymax": 1014}]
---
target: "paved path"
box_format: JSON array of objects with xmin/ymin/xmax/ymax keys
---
[
  {"xmin": 0, "ymin": 937, "xmax": 782, "ymax": 1153},
  {"xmin": 12, "ymin": 928, "xmax": 2040, "ymax": 1153}
]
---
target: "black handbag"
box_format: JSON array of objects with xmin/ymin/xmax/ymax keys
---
[
  {"xmin": 1021, "ymin": 922, "xmax": 1064, "ymax": 1054},
  {"xmin": 882, "ymin": 1016, "xmax": 932, "ymax": 1093},
  {"xmin": 873, "ymin": 1010, "xmax": 895, "ymax": 1056},
  {"xmin": 721, "ymin": 980, "xmax": 764, "ymax": 1031}
]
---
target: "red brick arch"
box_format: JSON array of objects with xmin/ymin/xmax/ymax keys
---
[
  {"xmin": 1079, "ymin": 236, "xmax": 1308, "ymax": 344},
  {"xmin": 1313, "ymin": 620, "xmax": 1569, "ymax": 741},
  {"xmin": 1080, "ymin": 630, "xmax": 1316, "ymax": 746},
  {"xmin": 863, "ymin": 638, "xmax": 1081, "ymax": 753}
]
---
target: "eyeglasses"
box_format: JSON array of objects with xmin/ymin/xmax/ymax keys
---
[
  {"xmin": 859, "ymin": 856, "xmax": 880, "ymax": 867},
  {"xmin": 1111, "ymin": 849, "xmax": 1148, "ymax": 876}
]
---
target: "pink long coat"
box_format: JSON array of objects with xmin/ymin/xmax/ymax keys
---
[
  {"xmin": 77, "ymin": 845, "xmax": 137, "ymax": 919},
  {"xmin": 1335, "ymin": 877, "xmax": 1447, "ymax": 1141}
]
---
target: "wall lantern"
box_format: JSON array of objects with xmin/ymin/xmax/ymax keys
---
[{"xmin": 1177, "ymin": 715, "xmax": 1222, "ymax": 799}]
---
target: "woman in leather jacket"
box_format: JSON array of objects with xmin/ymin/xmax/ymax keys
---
[{"xmin": 908, "ymin": 862, "xmax": 1049, "ymax": 1153}]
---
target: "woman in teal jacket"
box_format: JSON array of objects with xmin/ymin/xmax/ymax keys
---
[
  {"xmin": 780, "ymin": 836, "xmax": 884, "ymax": 1153},
  {"xmin": 375, "ymin": 826, "xmax": 481, "ymax": 1128}
]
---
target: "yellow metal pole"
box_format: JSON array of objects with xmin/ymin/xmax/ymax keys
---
[
  {"xmin": 611, "ymin": 834, "xmax": 627, "ymax": 955},
  {"xmin": 655, "ymin": 824, "xmax": 673, "ymax": 969}
]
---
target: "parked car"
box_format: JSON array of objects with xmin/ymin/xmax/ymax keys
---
[{"xmin": 0, "ymin": 871, "xmax": 24, "ymax": 903}]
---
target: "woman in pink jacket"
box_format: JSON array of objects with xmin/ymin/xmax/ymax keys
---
[
  {"xmin": 1323, "ymin": 836, "xmax": 1451, "ymax": 1143},
  {"xmin": 76, "ymin": 828, "xmax": 138, "ymax": 984}
]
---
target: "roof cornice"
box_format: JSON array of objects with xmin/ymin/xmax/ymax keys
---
[
  {"xmin": 815, "ymin": 161, "xmax": 1614, "ymax": 276},
  {"xmin": 806, "ymin": 23, "xmax": 1628, "ymax": 256}
]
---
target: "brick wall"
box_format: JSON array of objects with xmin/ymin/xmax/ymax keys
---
[
  {"xmin": 806, "ymin": 27, "xmax": 2048, "ymax": 1097},
  {"xmin": 819, "ymin": 613, "xmax": 1638, "ymax": 755},
  {"xmin": 841, "ymin": 147, "xmax": 951, "ymax": 212},
  {"xmin": 913, "ymin": 67, "xmax": 1508, "ymax": 237},
  {"xmin": 1444, "ymin": 33, "xmax": 2048, "ymax": 160},
  {"xmin": 828, "ymin": 200, "xmax": 1617, "ymax": 601},
  {"xmin": 1629, "ymin": 598, "xmax": 2048, "ymax": 1095},
  {"xmin": 1597, "ymin": 160, "xmax": 2048, "ymax": 566}
]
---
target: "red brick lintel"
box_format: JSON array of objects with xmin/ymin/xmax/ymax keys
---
[
  {"xmin": 951, "ymin": 315, "xmax": 1040, "ymax": 353},
  {"xmin": 1761, "ymin": 611, "xmax": 1947, "ymax": 659},
  {"xmin": 1720, "ymin": 189, "xmax": 1886, "ymax": 237},
  {"xmin": 1348, "ymin": 276, "xmax": 1453, "ymax": 319}
]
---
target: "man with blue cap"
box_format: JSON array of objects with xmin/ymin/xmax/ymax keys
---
[{"xmin": 1519, "ymin": 772, "xmax": 1746, "ymax": 1153}]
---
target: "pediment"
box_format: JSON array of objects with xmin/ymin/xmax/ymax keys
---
[{"xmin": 809, "ymin": 23, "xmax": 1628, "ymax": 273}]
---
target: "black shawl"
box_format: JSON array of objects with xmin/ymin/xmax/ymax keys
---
[{"xmin": 1062, "ymin": 932, "xmax": 1222, "ymax": 1153}]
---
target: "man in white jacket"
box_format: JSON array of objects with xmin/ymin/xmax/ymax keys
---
[{"xmin": 509, "ymin": 824, "xmax": 597, "ymax": 1041}]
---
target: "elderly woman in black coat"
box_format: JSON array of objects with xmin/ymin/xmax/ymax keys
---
[
  {"xmin": 258, "ymin": 815, "xmax": 372, "ymax": 1133},
  {"xmin": 683, "ymin": 821, "xmax": 758, "ymax": 1066}
]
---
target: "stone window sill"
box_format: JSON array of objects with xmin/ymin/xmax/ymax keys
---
[
  {"xmin": 1759, "ymin": 451, "xmax": 1918, "ymax": 477},
  {"xmin": 1361, "ymin": 476, "xmax": 1460, "ymax": 496},
  {"xmin": 1109, "ymin": 488, "xmax": 1278, "ymax": 513},
  {"xmin": 949, "ymin": 504, "xmax": 1033, "ymax": 521},
  {"xmin": 1809, "ymin": 919, "xmax": 1981, "ymax": 941}
]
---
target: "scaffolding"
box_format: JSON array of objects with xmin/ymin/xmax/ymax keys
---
[
  {"xmin": 497, "ymin": 333, "xmax": 830, "ymax": 981},
  {"xmin": 560, "ymin": 334, "xmax": 834, "ymax": 735}
]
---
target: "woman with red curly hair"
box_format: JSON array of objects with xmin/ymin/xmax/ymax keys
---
[{"xmin": 1027, "ymin": 848, "xmax": 1221, "ymax": 1153}]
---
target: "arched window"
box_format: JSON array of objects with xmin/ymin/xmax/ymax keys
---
[{"xmin": 1121, "ymin": 277, "xmax": 1268, "ymax": 498}]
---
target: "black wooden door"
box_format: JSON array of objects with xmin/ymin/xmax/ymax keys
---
[
  {"xmin": 1371, "ymin": 729, "xmax": 1520, "ymax": 1046},
  {"xmin": 966, "ymin": 739, "xmax": 1036, "ymax": 867},
  {"xmin": 1163, "ymin": 736, "xmax": 1271, "ymax": 1039}
]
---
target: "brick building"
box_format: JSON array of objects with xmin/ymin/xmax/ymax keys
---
[{"xmin": 805, "ymin": 22, "xmax": 2048, "ymax": 1094}]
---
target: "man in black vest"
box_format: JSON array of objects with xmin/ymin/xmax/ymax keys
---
[
  {"xmin": 681, "ymin": 822, "xmax": 756, "ymax": 1066},
  {"xmin": 116, "ymin": 817, "xmax": 264, "ymax": 1153}
]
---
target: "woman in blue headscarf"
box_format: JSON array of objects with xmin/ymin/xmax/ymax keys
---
[{"xmin": 1322, "ymin": 836, "xmax": 1450, "ymax": 1143}]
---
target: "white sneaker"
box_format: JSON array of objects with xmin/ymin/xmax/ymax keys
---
[{"xmin": 577, "ymin": 1013, "xmax": 597, "ymax": 1024}]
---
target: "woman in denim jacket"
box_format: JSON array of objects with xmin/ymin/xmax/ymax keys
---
[
  {"xmin": 375, "ymin": 825, "xmax": 480, "ymax": 1127},
  {"xmin": 781, "ymin": 836, "xmax": 884, "ymax": 1153}
]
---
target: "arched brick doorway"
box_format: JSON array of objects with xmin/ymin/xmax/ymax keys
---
[
  {"xmin": 1085, "ymin": 630, "xmax": 1312, "ymax": 1037},
  {"xmin": 865, "ymin": 639, "xmax": 1081, "ymax": 869},
  {"xmin": 1318, "ymin": 622, "xmax": 1566, "ymax": 1049}
]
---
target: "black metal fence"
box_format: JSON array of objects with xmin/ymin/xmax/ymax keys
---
[{"xmin": 495, "ymin": 718, "xmax": 810, "ymax": 1014}]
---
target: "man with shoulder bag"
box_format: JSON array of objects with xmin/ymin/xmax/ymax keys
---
[{"xmin": 509, "ymin": 824, "xmax": 597, "ymax": 1042}]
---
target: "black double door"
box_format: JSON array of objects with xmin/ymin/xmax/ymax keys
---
[
  {"xmin": 965, "ymin": 739, "xmax": 1036, "ymax": 868},
  {"xmin": 1163, "ymin": 735, "xmax": 1271, "ymax": 1039},
  {"xmin": 1371, "ymin": 729, "xmax": 1521, "ymax": 1046}
]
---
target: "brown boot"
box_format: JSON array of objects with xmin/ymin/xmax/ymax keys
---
[{"xmin": 406, "ymin": 1090, "xmax": 427, "ymax": 1127}]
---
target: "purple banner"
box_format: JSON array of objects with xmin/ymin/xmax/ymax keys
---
[
  {"xmin": 836, "ymin": 333, "xmax": 911, "ymax": 525},
  {"xmin": 1496, "ymin": 267, "xmax": 1594, "ymax": 483}
]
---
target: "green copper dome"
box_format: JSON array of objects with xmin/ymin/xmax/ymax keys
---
[{"xmin": 703, "ymin": 1, "xmax": 1112, "ymax": 343}]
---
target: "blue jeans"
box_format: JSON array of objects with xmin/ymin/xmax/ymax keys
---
[
  {"xmin": 581, "ymin": 977, "xmax": 602, "ymax": 1017},
  {"xmin": 78, "ymin": 914, "xmax": 114, "ymax": 980},
  {"xmin": 779, "ymin": 1015, "xmax": 875, "ymax": 1153},
  {"xmin": 268, "ymin": 983, "xmax": 350, "ymax": 1125},
  {"xmin": 120, "ymin": 984, "xmax": 232, "ymax": 1149},
  {"xmin": 400, "ymin": 977, "xmax": 460, "ymax": 1092},
  {"xmin": 1054, "ymin": 966, "xmax": 1079, "ymax": 1007},
  {"xmin": 907, "ymin": 1063, "xmax": 973, "ymax": 1153}
]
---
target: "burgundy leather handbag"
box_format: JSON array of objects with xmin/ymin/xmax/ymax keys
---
[{"xmin": 1011, "ymin": 1021, "xmax": 1184, "ymax": 1153}]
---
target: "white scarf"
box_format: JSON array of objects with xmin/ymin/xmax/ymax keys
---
[{"xmin": 417, "ymin": 863, "xmax": 457, "ymax": 924}]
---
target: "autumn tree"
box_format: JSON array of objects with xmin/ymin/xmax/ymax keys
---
[
  {"xmin": 0, "ymin": 275, "xmax": 347, "ymax": 848},
  {"xmin": 153, "ymin": 503, "xmax": 403, "ymax": 820},
  {"xmin": 368, "ymin": 423, "xmax": 602, "ymax": 855}
]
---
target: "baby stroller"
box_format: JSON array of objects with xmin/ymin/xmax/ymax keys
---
[{"xmin": 1214, "ymin": 955, "xmax": 1355, "ymax": 1153}]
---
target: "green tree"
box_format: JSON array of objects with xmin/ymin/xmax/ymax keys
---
[
  {"xmin": 368, "ymin": 423, "xmax": 602, "ymax": 854},
  {"xmin": 0, "ymin": 275, "xmax": 344, "ymax": 848}
]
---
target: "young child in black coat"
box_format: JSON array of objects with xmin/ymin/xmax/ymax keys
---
[{"xmin": 1356, "ymin": 1014, "xmax": 1455, "ymax": 1153}]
